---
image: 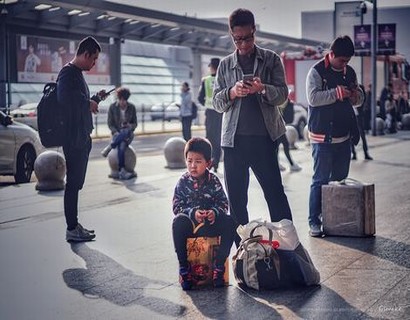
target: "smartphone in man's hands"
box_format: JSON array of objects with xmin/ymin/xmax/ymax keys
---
[{"xmin": 242, "ymin": 74, "xmax": 254, "ymax": 86}]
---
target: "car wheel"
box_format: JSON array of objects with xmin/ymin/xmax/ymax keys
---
[
  {"xmin": 297, "ymin": 118, "xmax": 307, "ymax": 139},
  {"xmin": 14, "ymin": 145, "xmax": 36, "ymax": 183}
]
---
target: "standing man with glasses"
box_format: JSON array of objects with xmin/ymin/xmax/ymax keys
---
[{"xmin": 213, "ymin": 8, "xmax": 293, "ymax": 245}]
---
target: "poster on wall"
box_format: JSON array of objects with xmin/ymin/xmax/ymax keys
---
[
  {"xmin": 17, "ymin": 35, "xmax": 111, "ymax": 84},
  {"xmin": 377, "ymin": 23, "xmax": 396, "ymax": 56},
  {"xmin": 354, "ymin": 24, "xmax": 371, "ymax": 56}
]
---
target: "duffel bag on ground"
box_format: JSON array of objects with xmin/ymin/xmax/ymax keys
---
[{"xmin": 232, "ymin": 220, "xmax": 320, "ymax": 290}]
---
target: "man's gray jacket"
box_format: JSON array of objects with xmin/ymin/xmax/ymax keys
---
[{"xmin": 212, "ymin": 45, "xmax": 288, "ymax": 148}]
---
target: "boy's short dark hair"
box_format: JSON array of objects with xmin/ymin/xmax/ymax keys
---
[
  {"xmin": 184, "ymin": 137, "xmax": 212, "ymax": 162},
  {"xmin": 116, "ymin": 87, "xmax": 131, "ymax": 100},
  {"xmin": 330, "ymin": 35, "xmax": 354, "ymax": 58},
  {"xmin": 76, "ymin": 36, "xmax": 101, "ymax": 56},
  {"xmin": 229, "ymin": 8, "xmax": 255, "ymax": 31}
]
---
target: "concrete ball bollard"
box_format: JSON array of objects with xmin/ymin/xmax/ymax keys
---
[
  {"xmin": 285, "ymin": 125, "xmax": 298, "ymax": 149},
  {"xmin": 303, "ymin": 124, "xmax": 310, "ymax": 145},
  {"xmin": 401, "ymin": 113, "xmax": 410, "ymax": 130},
  {"xmin": 107, "ymin": 145, "xmax": 137, "ymax": 179},
  {"xmin": 376, "ymin": 117, "xmax": 385, "ymax": 135},
  {"xmin": 34, "ymin": 150, "xmax": 66, "ymax": 191},
  {"xmin": 164, "ymin": 137, "xmax": 186, "ymax": 169}
]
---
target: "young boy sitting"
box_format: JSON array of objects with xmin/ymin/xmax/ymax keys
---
[{"xmin": 172, "ymin": 137, "xmax": 236, "ymax": 290}]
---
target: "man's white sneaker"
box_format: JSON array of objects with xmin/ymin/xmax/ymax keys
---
[
  {"xmin": 119, "ymin": 168, "xmax": 134, "ymax": 180},
  {"xmin": 290, "ymin": 163, "xmax": 302, "ymax": 172},
  {"xmin": 66, "ymin": 224, "xmax": 96, "ymax": 242}
]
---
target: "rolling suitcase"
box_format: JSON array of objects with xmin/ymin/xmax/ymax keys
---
[{"xmin": 322, "ymin": 179, "xmax": 375, "ymax": 237}]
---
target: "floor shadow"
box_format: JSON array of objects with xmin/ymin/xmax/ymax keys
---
[
  {"xmin": 322, "ymin": 235, "xmax": 410, "ymax": 269},
  {"xmin": 63, "ymin": 243, "xmax": 186, "ymax": 317},
  {"xmin": 186, "ymin": 286, "xmax": 283, "ymax": 319},
  {"xmin": 242, "ymin": 284, "xmax": 367, "ymax": 319}
]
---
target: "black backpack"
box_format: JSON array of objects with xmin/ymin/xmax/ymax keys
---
[
  {"xmin": 191, "ymin": 102, "xmax": 198, "ymax": 119},
  {"xmin": 37, "ymin": 82, "xmax": 67, "ymax": 148}
]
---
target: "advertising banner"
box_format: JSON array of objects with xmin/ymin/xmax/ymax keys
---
[
  {"xmin": 377, "ymin": 23, "xmax": 396, "ymax": 56},
  {"xmin": 17, "ymin": 35, "xmax": 111, "ymax": 84},
  {"xmin": 354, "ymin": 24, "xmax": 371, "ymax": 56}
]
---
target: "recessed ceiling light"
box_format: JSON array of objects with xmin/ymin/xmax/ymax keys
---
[
  {"xmin": 67, "ymin": 9, "xmax": 81, "ymax": 16},
  {"xmin": 34, "ymin": 4, "xmax": 52, "ymax": 10}
]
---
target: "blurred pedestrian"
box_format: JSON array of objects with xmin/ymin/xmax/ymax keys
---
[
  {"xmin": 180, "ymin": 82, "xmax": 193, "ymax": 141},
  {"xmin": 278, "ymin": 99, "xmax": 302, "ymax": 172},
  {"xmin": 379, "ymin": 82, "xmax": 392, "ymax": 120},
  {"xmin": 213, "ymin": 8, "xmax": 293, "ymax": 245},
  {"xmin": 351, "ymin": 84, "xmax": 373, "ymax": 160},
  {"xmin": 198, "ymin": 57, "xmax": 223, "ymax": 172},
  {"xmin": 101, "ymin": 87, "xmax": 138, "ymax": 180},
  {"xmin": 58, "ymin": 36, "xmax": 103, "ymax": 242},
  {"xmin": 306, "ymin": 35, "xmax": 363, "ymax": 237}
]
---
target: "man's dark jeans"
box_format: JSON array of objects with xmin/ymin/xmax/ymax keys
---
[
  {"xmin": 308, "ymin": 140, "xmax": 351, "ymax": 227},
  {"xmin": 223, "ymin": 135, "xmax": 293, "ymax": 245},
  {"xmin": 63, "ymin": 138, "xmax": 92, "ymax": 230}
]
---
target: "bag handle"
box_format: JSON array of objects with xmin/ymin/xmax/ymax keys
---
[
  {"xmin": 249, "ymin": 223, "xmax": 280, "ymax": 249},
  {"xmin": 329, "ymin": 178, "xmax": 364, "ymax": 186}
]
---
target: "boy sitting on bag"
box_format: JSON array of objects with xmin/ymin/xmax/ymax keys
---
[{"xmin": 172, "ymin": 137, "xmax": 236, "ymax": 290}]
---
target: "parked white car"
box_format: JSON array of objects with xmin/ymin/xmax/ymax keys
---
[
  {"xmin": 150, "ymin": 102, "xmax": 180, "ymax": 121},
  {"xmin": 0, "ymin": 111, "xmax": 44, "ymax": 183},
  {"xmin": 10, "ymin": 102, "xmax": 38, "ymax": 130}
]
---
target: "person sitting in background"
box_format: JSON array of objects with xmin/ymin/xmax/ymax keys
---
[
  {"xmin": 172, "ymin": 137, "xmax": 235, "ymax": 290},
  {"xmin": 385, "ymin": 94, "xmax": 397, "ymax": 134},
  {"xmin": 101, "ymin": 87, "xmax": 137, "ymax": 180}
]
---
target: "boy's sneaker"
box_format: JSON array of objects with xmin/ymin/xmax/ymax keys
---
[
  {"xmin": 213, "ymin": 264, "xmax": 225, "ymax": 288},
  {"xmin": 179, "ymin": 265, "xmax": 192, "ymax": 291},
  {"xmin": 66, "ymin": 224, "xmax": 96, "ymax": 242},
  {"xmin": 101, "ymin": 145, "xmax": 112, "ymax": 157},
  {"xmin": 309, "ymin": 224, "xmax": 323, "ymax": 237},
  {"xmin": 290, "ymin": 163, "xmax": 302, "ymax": 172}
]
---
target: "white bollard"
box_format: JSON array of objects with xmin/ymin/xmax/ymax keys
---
[
  {"xmin": 303, "ymin": 124, "xmax": 310, "ymax": 145},
  {"xmin": 34, "ymin": 150, "xmax": 66, "ymax": 191},
  {"xmin": 285, "ymin": 125, "xmax": 298, "ymax": 150},
  {"xmin": 107, "ymin": 145, "xmax": 137, "ymax": 179},
  {"xmin": 164, "ymin": 137, "xmax": 186, "ymax": 169}
]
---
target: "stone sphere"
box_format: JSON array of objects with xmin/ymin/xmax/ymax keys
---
[
  {"xmin": 375, "ymin": 117, "xmax": 385, "ymax": 135},
  {"xmin": 34, "ymin": 150, "xmax": 66, "ymax": 191},
  {"xmin": 285, "ymin": 125, "xmax": 298, "ymax": 149},
  {"xmin": 401, "ymin": 113, "xmax": 410, "ymax": 130},
  {"xmin": 107, "ymin": 145, "xmax": 137, "ymax": 177},
  {"xmin": 303, "ymin": 124, "xmax": 310, "ymax": 145},
  {"xmin": 164, "ymin": 137, "xmax": 186, "ymax": 169}
]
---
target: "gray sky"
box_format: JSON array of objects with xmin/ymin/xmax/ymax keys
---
[{"xmin": 110, "ymin": 0, "xmax": 410, "ymax": 38}]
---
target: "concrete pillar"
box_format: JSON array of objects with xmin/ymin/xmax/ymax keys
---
[{"xmin": 34, "ymin": 150, "xmax": 66, "ymax": 191}]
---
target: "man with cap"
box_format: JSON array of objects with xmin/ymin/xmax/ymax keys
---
[{"xmin": 198, "ymin": 58, "xmax": 223, "ymax": 172}]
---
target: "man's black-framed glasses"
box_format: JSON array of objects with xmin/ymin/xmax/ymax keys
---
[{"xmin": 231, "ymin": 32, "xmax": 255, "ymax": 45}]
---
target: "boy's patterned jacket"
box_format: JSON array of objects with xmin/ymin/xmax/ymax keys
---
[{"xmin": 172, "ymin": 169, "xmax": 228, "ymax": 221}]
